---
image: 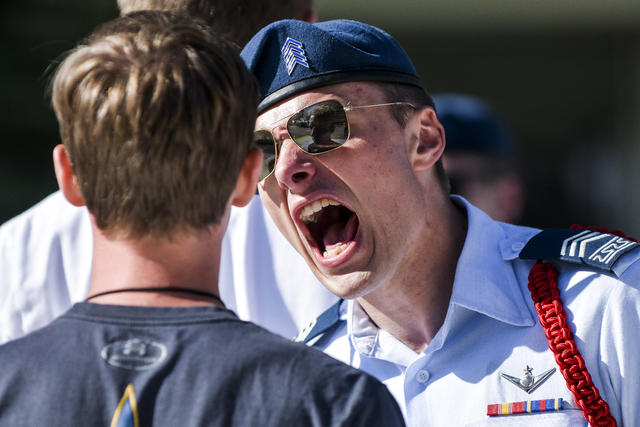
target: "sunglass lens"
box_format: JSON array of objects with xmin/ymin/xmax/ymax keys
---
[
  {"xmin": 287, "ymin": 100, "xmax": 348, "ymax": 154},
  {"xmin": 254, "ymin": 130, "xmax": 277, "ymax": 180}
]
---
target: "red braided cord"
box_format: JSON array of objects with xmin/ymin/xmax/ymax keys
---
[{"xmin": 528, "ymin": 262, "xmax": 616, "ymax": 426}]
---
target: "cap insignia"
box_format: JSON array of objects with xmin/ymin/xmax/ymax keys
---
[{"xmin": 281, "ymin": 37, "xmax": 309, "ymax": 75}]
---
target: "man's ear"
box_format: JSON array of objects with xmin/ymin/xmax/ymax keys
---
[
  {"xmin": 407, "ymin": 107, "xmax": 446, "ymax": 172},
  {"xmin": 231, "ymin": 146, "xmax": 263, "ymax": 207},
  {"xmin": 52, "ymin": 144, "xmax": 85, "ymax": 206}
]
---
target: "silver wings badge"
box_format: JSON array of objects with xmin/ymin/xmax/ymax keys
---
[{"xmin": 500, "ymin": 366, "xmax": 556, "ymax": 394}]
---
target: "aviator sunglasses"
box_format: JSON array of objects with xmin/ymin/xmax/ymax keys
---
[{"xmin": 254, "ymin": 99, "xmax": 415, "ymax": 180}]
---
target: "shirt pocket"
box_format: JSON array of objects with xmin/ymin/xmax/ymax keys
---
[{"xmin": 465, "ymin": 409, "xmax": 587, "ymax": 426}]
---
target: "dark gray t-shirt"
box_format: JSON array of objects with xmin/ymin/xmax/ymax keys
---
[{"xmin": 0, "ymin": 303, "xmax": 404, "ymax": 426}]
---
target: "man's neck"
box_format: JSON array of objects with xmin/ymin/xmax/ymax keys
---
[
  {"xmin": 88, "ymin": 225, "xmax": 224, "ymax": 307},
  {"xmin": 358, "ymin": 197, "xmax": 468, "ymax": 353}
]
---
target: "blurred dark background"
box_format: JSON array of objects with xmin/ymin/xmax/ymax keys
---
[
  {"xmin": 0, "ymin": 0, "xmax": 118, "ymax": 222},
  {"xmin": 2, "ymin": 0, "xmax": 640, "ymax": 235}
]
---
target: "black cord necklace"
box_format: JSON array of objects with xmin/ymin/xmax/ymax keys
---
[{"xmin": 86, "ymin": 286, "xmax": 224, "ymax": 306}]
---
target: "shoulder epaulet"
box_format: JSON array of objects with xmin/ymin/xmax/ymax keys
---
[
  {"xmin": 294, "ymin": 299, "xmax": 344, "ymax": 345},
  {"xmin": 519, "ymin": 228, "xmax": 639, "ymax": 272}
]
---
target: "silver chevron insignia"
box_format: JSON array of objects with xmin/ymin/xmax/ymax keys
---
[
  {"xmin": 561, "ymin": 230, "xmax": 606, "ymax": 258},
  {"xmin": 500, "ymin": 366, "xmax": 555, "ymax": 394},
  {"xmin": 281, "ymin": 37, "xmax": 309, "ymax": 75}
]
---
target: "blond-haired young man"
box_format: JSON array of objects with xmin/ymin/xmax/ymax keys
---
[{"xmin": 0, "ymin": 0, "xmax": 334, "ymax": 344}]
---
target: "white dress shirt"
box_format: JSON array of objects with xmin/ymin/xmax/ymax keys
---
[{"xmin": 313, "ymin": 197, "xmax": 640, "ymax": 426}]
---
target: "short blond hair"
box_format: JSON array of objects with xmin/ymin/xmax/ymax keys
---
[
  {"xmin": 51, "ymin": 11, "xmax": 258, "ymax": 239},
  {"xmin": 117, "ymin": 0, "xmax": 314, "ymax": 46}
]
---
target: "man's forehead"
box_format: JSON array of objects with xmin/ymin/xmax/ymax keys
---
[{"xmin": 255, "ymin": 82, "xmax": 383, "ymax": 127}]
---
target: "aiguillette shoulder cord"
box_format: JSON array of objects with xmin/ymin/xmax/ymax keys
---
[{"xmin": 526, "ymin": 225, "xmax": 632, "ymax": 427}]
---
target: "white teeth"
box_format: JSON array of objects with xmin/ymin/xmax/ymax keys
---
[
  {"xmin": 299, "ymin": 198, "xmax": 340, "ymax": 223},
  {"xmin": 323, "ymin": 243, "xmax": 349, "ymax": 258}
]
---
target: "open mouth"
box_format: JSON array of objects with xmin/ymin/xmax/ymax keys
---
[{"xmin": 298, "ymin": 198, "xmax": 359, "ymax": 259}]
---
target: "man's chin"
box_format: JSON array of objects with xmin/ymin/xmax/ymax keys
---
[{"xmin": 315, "ymin": 270, "xmax": 375, "ymax": 300}]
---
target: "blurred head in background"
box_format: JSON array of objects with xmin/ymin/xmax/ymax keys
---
[
  {"xmin": 117, "ymin": 0, "xmax": 316, "ymax": 46},
  {"xmin": 436, "ymin": 93, "xmax": 525, "ymax": 224}
]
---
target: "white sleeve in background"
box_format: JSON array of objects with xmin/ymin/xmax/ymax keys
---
[
  {"xmin": 0, "ymin": 191, "xmax": 92, "ymax": 344},
  {"xmin": 1, "ymin": 192, "xmax": 337, "ymax": 343}
]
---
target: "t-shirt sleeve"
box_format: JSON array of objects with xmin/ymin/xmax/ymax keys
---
[
  {"xmin": 344, "ymin": 374, "xmax": 406, "ymax": 427},
  {"xmin": 302, "ymin": 361, "xmax": 405, "ymax": 427}
]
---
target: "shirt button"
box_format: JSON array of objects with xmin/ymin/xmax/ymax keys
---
[
  {"xmin": 511, "ymin": 242, "xmax": 525, "ymax": 252},
  {"xmin": 416, "ymin": 369, "xmax": 430, "ymax": 384}
]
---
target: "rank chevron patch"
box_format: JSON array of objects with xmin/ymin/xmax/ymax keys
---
[
  {"xmin": 111, "ymin": 384, "xmax": 139, "ymax": 427},
  {"xmin": 281, "ymin": 37, "xmax": 309, "ymax": 75},
  {"xmin": 519, "ymin": 229, "xmax": 639, "ymax": 271},
  {"xmin": 561, "ymin": 230, "xmax": 636, "ymax": 267}
]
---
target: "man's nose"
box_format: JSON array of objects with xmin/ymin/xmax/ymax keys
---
[{"xmin": 272, "ymin": 126, "xmax": 316, "ymax": 192}]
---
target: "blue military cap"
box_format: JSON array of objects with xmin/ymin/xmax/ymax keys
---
[
  {"xmin": 434, "ymin": 94, "xmax": 513, "ymax": 157},
  {"xmin": 241, "ymin": 19, "xmax": 426, "ymax": 113}
]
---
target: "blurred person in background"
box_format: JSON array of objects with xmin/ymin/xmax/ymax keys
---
[
  {"xmin": 436, "ymin": 93, "xmax": 525, "ymax": 224},
  {"xmin": 116, "ymin": 0, "xmax": 316, "ymax": 46}
]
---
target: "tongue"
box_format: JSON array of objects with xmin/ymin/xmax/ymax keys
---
[{"xmin": 322, "ymin": 214, "xmax": 358, "ymax": 252}]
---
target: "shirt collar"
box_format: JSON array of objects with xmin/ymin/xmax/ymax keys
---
[
  {"xmin": 449, "ymin": 196, "xmax": 537, "ymax": 328},
  {"xmin": 346, "ymin": 196, "xmax": 539, "ymax": 357},
  {"xmin": 347, "ymin": 301, "xmax": 378, "ymax": 356}
]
